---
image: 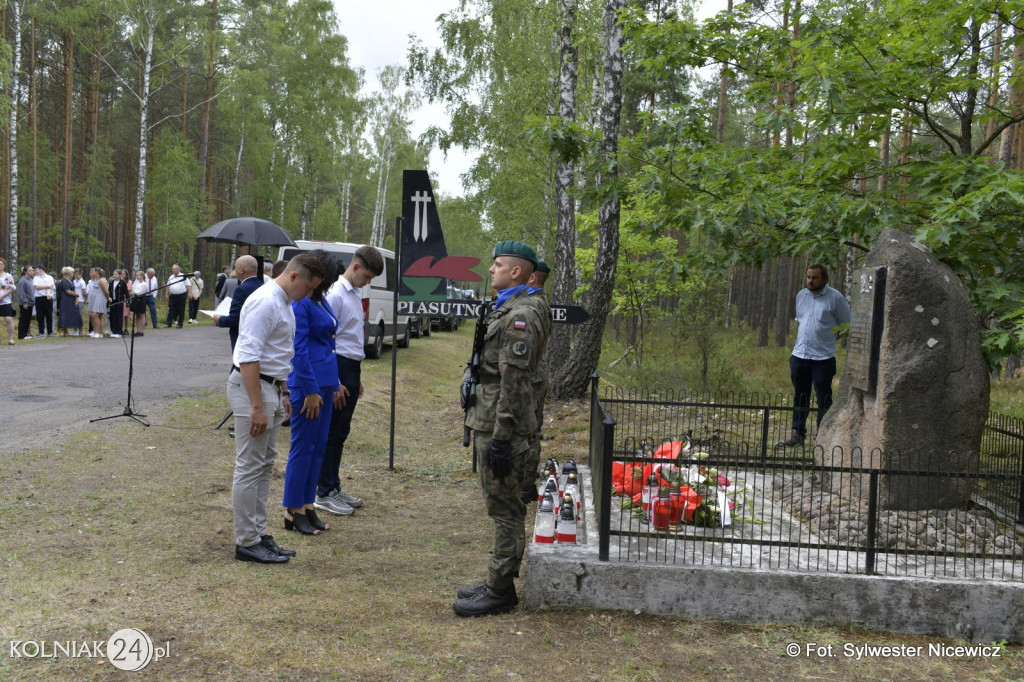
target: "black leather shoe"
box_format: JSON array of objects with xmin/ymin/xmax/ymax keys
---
[
  {"xmin": 456, "ymin": 581, "xmax": 488, "ymax": 599},
  {"xmin": 453, "ymin": 584, "xmax": 518, "ymax": 617},
  {"xmin": 235, "ymin": 542, "xmax": 289, "ymax": 564},
  {"xmin": 260, "ymin": 534, "xmax": 296, "ymax": 557}
]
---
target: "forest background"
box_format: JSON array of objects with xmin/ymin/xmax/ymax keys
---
[{"xmin": 3, "ymin": 0, "xmax": 1024, "ymax": 399}]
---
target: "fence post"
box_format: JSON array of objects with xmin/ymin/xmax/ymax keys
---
[
  {"xmin": 760, "ymin": 407, "xmax": 770, "ymax": 470},
  {"xmin": 599, "ymin": 417, "xmax": 614, "ymax": 562},
  {"xmin": 1018, "ymin": 441, "xmax": 1024, "ymax": 525},
  {"xmin": 865, "ymin": 469, "xmax": 879, "ymax": 575}
]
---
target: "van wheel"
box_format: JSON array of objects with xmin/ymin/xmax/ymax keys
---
[
  {"xmin": 397, "ymin": 323, "xmax": 410, "ymax": 348},
  {"xmin": 366, "ymin": 323, "xmax": 385, "ymax": 359},
  {"xmin": 422, "ymin": 319, "xmax": 431, "ymax": 337}
]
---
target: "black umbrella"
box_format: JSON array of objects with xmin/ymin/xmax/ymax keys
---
[{"xmin": 197, "ymin": 217, "xmax": 297, "ymax": 248}]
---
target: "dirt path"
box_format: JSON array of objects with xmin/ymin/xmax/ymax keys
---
[{"xmin": 0, "ymin": 326, "xmax": 232, "ymax": 455}]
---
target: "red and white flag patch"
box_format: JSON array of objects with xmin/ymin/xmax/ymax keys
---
[{"xmin": 514, "ymin": 319, "xmax": 527, "ymax": 330}]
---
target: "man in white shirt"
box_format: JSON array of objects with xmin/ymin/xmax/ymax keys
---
[
  {"xmin": 164, "ymin": 264, "xmax": 188, "ymax": 328},
  {"xmin": 229, "ymin": 253, "xmax": 325, "ymax": 564},
  {"xmin": 187, "ymin": 270, "xmax": 204, "ymax": 323},
  {"xmin": 145, "ymin": 268, "xmax": 159, "ymax": 328},
  {"xmin": 314, "ymin": 246, "xmax": 383, "ymax": 517},
  {"xmin": 32, "ymin": 264, "xmax": 56, "ymax": 337}
]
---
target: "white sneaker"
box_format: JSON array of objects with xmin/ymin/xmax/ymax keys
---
[
  {"xmin": 110, "ymin": 334, "xmax": 121, "ymax": 338},
  {"xmin": 89, "ymin": 332, "xmax": 101, "ymax": 338},
  {"xmin": 314, "ymin": 491, "xmax": 355, "ymax": 516},
  {"xmin": 336, "ymin": 489, "xmax": 364, "ymax": 508}
]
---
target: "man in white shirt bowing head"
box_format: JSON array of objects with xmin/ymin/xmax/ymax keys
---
[{"xmin": 228, "ymin": 252, "xmax": 326, "ymax": 564}]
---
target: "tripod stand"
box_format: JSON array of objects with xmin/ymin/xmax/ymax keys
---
[{"xmin": 91, "ymin": 295, "xmax": 149, "ymax": 426}]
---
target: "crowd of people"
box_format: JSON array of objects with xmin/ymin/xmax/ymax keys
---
[{"xmin": 0, "ymin": 261, "xmax": 211, "ymax": 344}]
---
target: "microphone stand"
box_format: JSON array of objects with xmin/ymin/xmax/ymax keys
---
[
  {"xmin": 90, "ymin": 273, "xmax": 189, "ymax": 426},
  {"xmin": 91, "ymin": 293, "xmax": 149, "ymax": 426}
]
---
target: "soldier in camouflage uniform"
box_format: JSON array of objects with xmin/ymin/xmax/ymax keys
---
[
  {"xmin": 521, "ymin": 260, "xmax": 551, "ymax": 504},
  {"xmin": 453, "ymin": 241, "xmax": 546, "ymax": 617}
]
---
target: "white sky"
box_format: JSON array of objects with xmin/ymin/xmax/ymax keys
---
[{"xmin": 334, "ymin": 1, "xmax": 728, "ymax": 198}]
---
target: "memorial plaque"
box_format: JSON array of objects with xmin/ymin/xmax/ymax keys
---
[{"xmin": 846, "ymin": 266, "xmax": 886, "ymax": 393}]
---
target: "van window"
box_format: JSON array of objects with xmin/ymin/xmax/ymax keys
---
[
  {"xmin": 280, "ymin": 247, "xmax": 350, "ymax": 273},
  {"xmin": 371, "ymin": 256, "xmax": 395, "ymax": 291}
]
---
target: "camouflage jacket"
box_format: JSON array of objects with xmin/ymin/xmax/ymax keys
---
[
  {"xmin": 523, "ymin": 290, "xmax": 551, "ymax": 389},
  {"xmin": 465, "ymin": 289, "xmax": 546, "ymax": 442}
]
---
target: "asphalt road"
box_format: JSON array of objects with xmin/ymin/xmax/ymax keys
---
[{"xmin": 0, "ymin": 325, "xmax": 233, "ymax": 455}]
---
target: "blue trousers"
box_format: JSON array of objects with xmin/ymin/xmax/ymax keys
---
[
  {"xmin": 282, "ymin": 385, "xmax": 335, "ymax": 509},
  {"xmin": 318, "ymin": 356, "xmax": 361, "ymax": 497},
  {"xmin": 790, "ymin": 355, "xmax": 837, "ymax": 436},
  {"xmin": 146, "ymin": 295, "xmax": 158, "ymax": 328}
]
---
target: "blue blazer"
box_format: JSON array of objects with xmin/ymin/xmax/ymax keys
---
[
  {"xmin": 218, "ymin": 276, "xmax": 262, "ymax": 348},
  {"xmin": 288, "ymin": 297, "xmax": 339, "ymax": 397}
]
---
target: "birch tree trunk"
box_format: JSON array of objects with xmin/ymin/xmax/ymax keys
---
[
  {"xmin": 132, "ymin": 18, "xmax": 155, "ymax": 273},
  {"xmin": 548, "ymin": 0, "xmax": 578, "ymax": 374},
  {"xmin": 551, "ymin": 0, "xmax": 624, "ymax": 399},
  {"xmin": 8, "ymin": 0, "xmax": 21, "ymax": 269}
]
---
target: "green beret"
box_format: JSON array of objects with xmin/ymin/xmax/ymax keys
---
[
  {"xmin": 492, "ymin": 240, "xmax": 538, "ymax": 266},
  {"xmin": 536, "ymin": 260, "xmax": 550, "ymax": 273}
]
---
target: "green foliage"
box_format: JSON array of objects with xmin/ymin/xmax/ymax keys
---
[
  {"xmin": 616, "ymin": 0, "xmax": 1024, "ymax": 368},
  {"xmin": 148, "ymin": 129, "xmax": 203, "ymax": 269}
]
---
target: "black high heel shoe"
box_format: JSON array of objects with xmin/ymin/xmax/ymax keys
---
[
  {"xmin": 283, "ymin": 511, "xmax": 319, "ymax": 535},
  {"xmin": 306, "ymin": 508, "xmax": 329, "ymax": 532}
]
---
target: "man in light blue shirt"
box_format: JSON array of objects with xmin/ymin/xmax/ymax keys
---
[{"xmin": 781, "ymin": 264, "xmax": 851, "ymax": 447}]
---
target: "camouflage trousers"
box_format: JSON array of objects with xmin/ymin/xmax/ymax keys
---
[{"xmin": 475, "ymin": 430, "xmax": 528, "ymax": 590}]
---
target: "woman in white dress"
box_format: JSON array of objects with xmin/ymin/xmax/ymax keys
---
[{"xmin": 86, "ymin": 268, "xmax": 110, "ymax": 338}]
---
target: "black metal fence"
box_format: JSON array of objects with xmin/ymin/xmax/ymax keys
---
[{"xmin": 589, "ymin": 376, "xmax": 1024, "ymax": 580}]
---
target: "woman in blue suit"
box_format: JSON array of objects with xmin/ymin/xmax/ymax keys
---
[{"xmin": 282, "ymin": 250, "xmax": 340, "ymax": 535}]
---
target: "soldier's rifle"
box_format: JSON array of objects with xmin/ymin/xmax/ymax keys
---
[{"xmin": 462, "ymin": 299, "xmax": 491, "ymax": 447}]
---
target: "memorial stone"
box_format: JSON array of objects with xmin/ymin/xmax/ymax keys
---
[{"xmin": 816, "ymin": 229, "xmax": 989, "ymax": 509}]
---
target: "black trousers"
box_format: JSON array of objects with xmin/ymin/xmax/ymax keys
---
[
  {"xmin": 166, "ymin": 293, "xmax": 186, "ymax": 327},
  {"xmin": 35, "ymin": 297, "xmax": 52, "ymax": 335},
  {"xmin": 188, "ymin": 298, "xmax": 200, "ymax": 321},
  {"xmin": 18, "ymin": 304, "xmax": 33, "ymax": 338},
  {"xmin": 318, "ymin": 357, "xmax": 361, "ymax": 497},
  {"xmin": 789, "ymin": 355, "xmax": 837, "ymax": 436},
  {"xmin": 110, "ymin": 305, "xmax": 124, "ymax": 335}
]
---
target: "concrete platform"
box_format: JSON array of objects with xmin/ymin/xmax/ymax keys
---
[{"xmin": 522, "ymin": 467, "xmax": 1024, "ymax": 643}]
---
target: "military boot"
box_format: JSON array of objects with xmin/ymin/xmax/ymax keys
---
[
  {"xmin": 452, "ymin": 584, "xmax": 518, "ymax": 617},
  {"xmin": 456, "ymin": 581, "xmax": 488, "ymax": 599}
]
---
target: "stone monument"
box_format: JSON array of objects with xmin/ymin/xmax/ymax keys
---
[{"xmin": 816, "ymin": 229, "xmax": 990, "ymax": 509}]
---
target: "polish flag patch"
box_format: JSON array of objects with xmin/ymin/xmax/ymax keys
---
[{"xmin": 514, "ymin": 319, "xmax": 526, "ymax": 330}]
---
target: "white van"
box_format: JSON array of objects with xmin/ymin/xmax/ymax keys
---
[{"xmin": 277, "ymin": 240, "xmax": 410, "ymax": 358}]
